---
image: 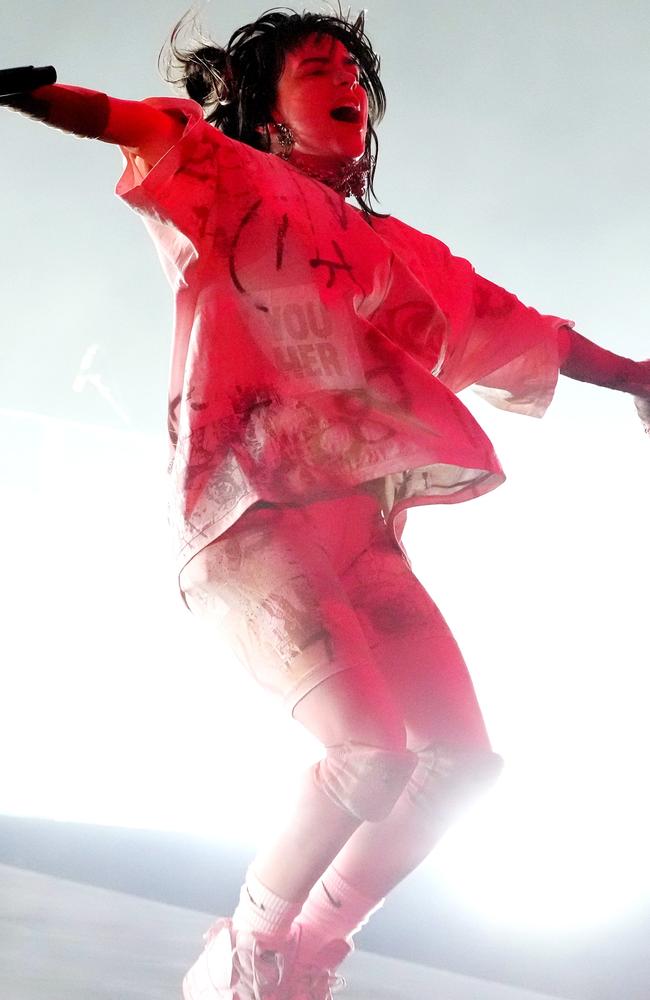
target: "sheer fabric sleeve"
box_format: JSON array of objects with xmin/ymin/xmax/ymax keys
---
[
  {"xmin": 430, "ymin": 237, "xmax": 573, "ymax": 417},
  {"xmin": 115, "ymin": 97, "xmax": 221, "ymax": 285}
]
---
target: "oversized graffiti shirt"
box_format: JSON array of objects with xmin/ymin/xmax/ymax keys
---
[{"xmin": 116, "ymin": 98, "xmax": 571, "ymax": 574}]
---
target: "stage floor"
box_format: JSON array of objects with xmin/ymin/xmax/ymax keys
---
[{"xmin": 1, "ymin": 863, "xmax": 567, "ymax": 1000}]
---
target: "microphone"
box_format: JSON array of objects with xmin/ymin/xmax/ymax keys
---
[{"xmin": 0, "ymin": 65, "xmax": 57, "ymax": 98}]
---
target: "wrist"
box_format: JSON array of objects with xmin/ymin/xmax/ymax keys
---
[
  {"xmin": 561, "ymin": 330, "xmax": 640, "ymax": 393},
  {"xmin": 620, "ymin": 359, "xmax": 649, "ymax": 396}
]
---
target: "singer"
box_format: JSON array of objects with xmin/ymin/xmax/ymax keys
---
[{"xmin": 3, "ymin": 8, "xmax": 650, "ymax": 1000}]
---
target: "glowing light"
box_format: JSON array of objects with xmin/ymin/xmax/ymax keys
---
[{"xmin": 1, "ymin": 403, "xmax": 648, "ymax": 933}]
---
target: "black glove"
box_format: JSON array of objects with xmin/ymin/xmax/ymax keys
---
[{"xmin": 0, "ymin": 65, "xmax": 57, "ymax": 98}]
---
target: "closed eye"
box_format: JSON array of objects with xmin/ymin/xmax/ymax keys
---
[{"xmin": 299, "ymin": 56, "xmax": 361, "ymax": 79}]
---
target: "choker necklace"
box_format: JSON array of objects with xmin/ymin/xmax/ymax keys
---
[
  {"xmin": 289, "ymin": 152, "xmax": 372, "ymax": 199},
  {"xmin": 269, "ymin": 122, "xmax": 371, "ymax": 199}
]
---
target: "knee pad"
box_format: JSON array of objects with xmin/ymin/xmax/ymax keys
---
[
  {"xmin": 407, "ymin": 743, "xmax": 504, "ymax": 821},
  {"xmin": 314, "ymin": 741, "xmax": 417, "ymax": 822}
]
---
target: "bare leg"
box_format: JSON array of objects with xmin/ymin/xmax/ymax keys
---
[
  {"xmin": 329, "ymin": 776, "xmax": 447, "ymax": 899},
  {"xmin": 331, "ymin": 535, "xmax": 497, "ymax": 896},
  {"xmin": 251, "ymin": 666, "xmax": 407, "ymax": 903},
  {"xmin": 293, "ymin": 543, "xmax": 502, "ymax": 953},
  {"xmin": 292, "ymin": 735, "xmax": 502, "ymax": 963}
]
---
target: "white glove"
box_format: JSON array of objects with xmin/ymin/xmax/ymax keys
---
[{"xmin": 634, "ymin": 396, "xmax": 650, "ymax": 436}]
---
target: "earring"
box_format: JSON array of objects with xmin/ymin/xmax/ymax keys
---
[{"xmin": 271, "ymin": 121, "xmax": 295, "ymax": 159}]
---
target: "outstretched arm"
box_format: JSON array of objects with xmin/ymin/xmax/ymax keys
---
[
  {"xmin": 560, "ymin": 325, "xmax": 650, "ymax": 397},
  {"xmin": 2, "ymin": 82, "xmax": 184, "ymax": 165},
  {"xmin": 560, "ymin": 325, "xmax": 650, "ymax": 433}
]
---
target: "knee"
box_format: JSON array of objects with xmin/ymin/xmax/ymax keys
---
[
  {"xmin": 313, "ymin": 742, "xmax": 417, "ymax": 823},
  {"xmin": 294, "ymin": 670, "xmax": 411, "ymax": 821},
  {"xmin": 407, "ymin": 742, "xmax": 504, "ymax": 821}
]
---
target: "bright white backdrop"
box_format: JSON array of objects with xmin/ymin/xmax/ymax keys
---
[{"xmin": 1, "ymin": 0, "xmax": 649, "ymax": 937}]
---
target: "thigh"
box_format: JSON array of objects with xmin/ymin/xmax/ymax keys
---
[
  {"xmin": 342, "ymin": 521, "xmax": 492, "ymax": 752},
  {"xmin": 179, "ymin": 498, "xmax": 402, "ymax": 732}
]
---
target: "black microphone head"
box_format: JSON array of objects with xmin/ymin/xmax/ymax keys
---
[{"xmin": 0, "ymin": 65, "xmax": 57, "ymax": 98}]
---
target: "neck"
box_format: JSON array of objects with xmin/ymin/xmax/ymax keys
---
[{"xmin": 285, "ymin": 148, "xmax": 370, "ymax": 199}]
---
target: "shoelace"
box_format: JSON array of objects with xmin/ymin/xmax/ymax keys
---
[
  {"xmin": 291, "ymin": 963, "xmax": 346, "ymax": 1000},
  {"xmin": 250, "ymin": 942, "xmax": 286, "ymax": 1000}
]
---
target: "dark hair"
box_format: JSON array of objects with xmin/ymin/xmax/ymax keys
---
[{"xmin": 160, "ymin": 5, "xmax": 387, "ymax": 216}]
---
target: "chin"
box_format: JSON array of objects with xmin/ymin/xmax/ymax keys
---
[
  {"xmin": 328, "ymin": 125, "xmax": 368, "ymax": 161},
  {"xmin": 339, "ymin": 139, "xmax": 367, "ymax": 160}
]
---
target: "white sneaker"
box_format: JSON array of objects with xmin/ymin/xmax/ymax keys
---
[
  {"xmin": 286, "ymin": 935, "xmax": 352, "ymax": 1000},
  {"xmin": 182, "ymin": 918, "xmax": 297, "ymax": 1000}
]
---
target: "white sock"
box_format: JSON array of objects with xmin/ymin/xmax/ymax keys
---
[
  {"xmin": 294, "ymin": 867, "xmax": 384, "ymax": 959},
  {"xmin": 232, "ymin": 867, "xmax": 302, "ymax": 940}
]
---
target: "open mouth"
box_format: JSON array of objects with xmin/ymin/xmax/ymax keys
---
[{"xmin": 330, "ymin": 105, "xmax": 363, "ymax": 124}]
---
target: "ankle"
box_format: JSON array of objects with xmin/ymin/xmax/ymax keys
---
[
  {"xmin": 293, "ymin": 867, "xmax": 384, "ymax": 955},
  {"xmin": 232, "ymin": 868, "xmax": 302, "ymax": 939}
]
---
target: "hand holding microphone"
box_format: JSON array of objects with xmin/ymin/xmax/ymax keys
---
[{"xmin": 1, "ymin": 66, "xmax": 111, "ymax": 139}]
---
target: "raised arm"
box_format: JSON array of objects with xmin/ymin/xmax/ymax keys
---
[{"xmin": 2, "ymin": 82, "xmax": 184, "ymax": 166}]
